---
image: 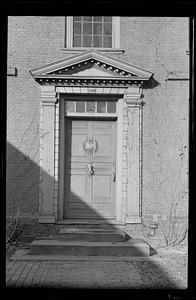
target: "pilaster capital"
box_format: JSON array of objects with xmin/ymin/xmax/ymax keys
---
[
  {"xmin": 40, "ymin": 86, "xmax": 57, "ymax": 105},
  {"xmin": 124, "ymin": 87, "xmax": 143, "ymax": 107}
]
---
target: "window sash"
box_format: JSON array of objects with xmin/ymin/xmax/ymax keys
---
[
  {"xmin": 66, "ymin": 16, "xmax": 120, "ymax": 49},
  {"xmin": 73, "ymin": 16, "xmax": 112, "ymax": 48},
  {"xmin": 65, "ymin": 100, "xmax": 117, "ymax": 115}
]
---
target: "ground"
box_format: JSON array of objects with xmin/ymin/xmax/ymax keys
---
[{"xmin": 6, "ymin": 242, "xmax": 188, "ymax": 289}]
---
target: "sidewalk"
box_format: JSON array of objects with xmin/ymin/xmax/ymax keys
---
[{"xmin": 6, "ymin": 251, "xmax": 187, "ymax": 289}]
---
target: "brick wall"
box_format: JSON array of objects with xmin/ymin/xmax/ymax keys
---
[
  {"xmin": 7, "ymin": 16, "xmax": 66, "ymax": 217},
  {"xmin": 119, "ymin": 17, "xmax": 189, "ymax": 223},
  {"xmin": 7, "ymin": 17, "xmax": 189, "ymax": 233}
]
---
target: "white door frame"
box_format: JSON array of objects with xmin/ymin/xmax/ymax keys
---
[
  {"xmin": 39, "ymin": 85, "xmax": 143, "ymax": 225},
  {"xmin": 58, "ymin": 93, "xmax": 124, "ymax": 223}
]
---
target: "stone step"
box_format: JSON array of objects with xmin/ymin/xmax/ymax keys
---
[
  {"xmin": 55, "ymin": 228, "xmax": 126, "ymax": 242},
  {"xmin": 30, "ymin": 239, "xmax": 150, "ymax": 257},
  {"xmin": 57, "ymin": 219, "xmax": 124, "ymax": 228}
]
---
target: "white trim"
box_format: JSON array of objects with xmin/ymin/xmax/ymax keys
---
[
  {"xmin": 39, "ymin": 102, "xmax": 43, "ymax": 215},
  {"xmin": 30, "ymin": 49, "xmax": 153, "ymax": 78},
  {"xmin": 124, "ymin": 87, "xmax": 143, "ymax": 224},
  {"xmin": 65, "ymin": 113, "xmax": 117, "ymax": 118},
  {"xmin": 39, "ymin": 85, "xmax": 144, "ymax": 224},
  {"xmin": 57, "ymin": 90, "xmax": 125, "ymax": 223},
  {"xmin": 56, "ymin": 86, "xmax": 126, "ymax": 95},
  {"xmin": 112, "ymin": 17, "xmax": 120, "ymax": 49},
  {"xmin": 116, "ymin": 98, "xmax": 124, "ymax": 222},
  {"xmin": 61, "ymin": 48, "xmax": 124, "ymax": 55},
  {"xmin": 125, "ymin": 216, "xmax": 142, "ymax": 223},
  {"xmin": 66, "ymin": 16, "xmax": 73, "ymax": 48},
  {"xmin": 66, "ymin": 16, "xmax": 120, "ymax": 49},
  {"xmin": 39, "ymin": 86, "xmax": 57, "ymax": 223},
  {"xmin": 58, "ymin": 98, "xmax": 65, "ymax": 221},
  {"xmin": 54, "ymin": 101, "xmax": 59, "ymax": 220}
]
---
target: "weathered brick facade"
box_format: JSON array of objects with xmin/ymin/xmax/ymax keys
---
[{"xmin": 7, "ymin": 17, "xmax": 189, "ymax": 242}]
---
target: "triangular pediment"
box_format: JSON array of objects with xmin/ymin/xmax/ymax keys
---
[
  {"xmin": 71, "ymin": 65, "xmax": 117, "ymax": 77},
  {"xmin": 48, "ymin": 63, "xmax": 137, "ymax": 78},
  {"xmin": 30, "ymin": 49, "xmax": 153, "ymax": 86}
]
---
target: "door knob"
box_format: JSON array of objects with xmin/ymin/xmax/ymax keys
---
[{"xmin": 87, "ymin": 163, "xmax": 94, "ymax": 176}]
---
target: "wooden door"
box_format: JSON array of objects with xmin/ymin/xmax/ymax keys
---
[{"xmin": 64, "ymin": 119, "xmax": 116, "ymax": 219}]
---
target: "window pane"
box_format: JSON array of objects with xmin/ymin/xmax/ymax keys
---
[
  {"xmin": 72, "ymin": 16, "xmax": 113, "ymax": 49},
  {"xmin": 86, "ymin": 102, "xmax": 96, "ymax": 112},
  {"xmin": 93, "ymin": 36, "xmax": 102, "ymax": 47},
  {"xmin": 94, "ymin": 16, "xmax": 102, "ymax": 21},
  {"xmin": 107, "ymin": 102, "xmax": 116, "ymax": 113},
  {"xmin": 66, "ymin": 101, "xmax": 75, "ymax": 112},
  {"xmin": 76, "ymin": 101, "xmax": 85, "ymax": 112},
  {"xmin": 83, "ymin": 22, "xmax": 92, "ymax": 34},
  {"xmin": 103, "ymin": 36, "xmax": 112, "ymax": 47},
  {"xmin": 73, "ymin": 22, "xmax": 81, "ymax": 34},
  {"xmin": 83, "ymin": 35, "xmax": 93, "ymax": 47},
  {"xmin": 73, "ymin": 35, "xmax": 82, "ymax": 47},
  {"xmin": 73, "ymin": 16, "xmax": 81, "ymax": 21},
  {"xmin": 97, "ymin": 102, "xmax": 106, "ymax": 113},
  {"xmin": 84, "ymin": 16, "xmax": 92, "ymax": 21},
  {"xmin": 93, "ymin": 23, "xmax": 102, "ymax": 34},
  {"xmin": 104, "ymin": 16, "xmax": 112, "ymax": 22},
  {"xmin": 104, "ymin": 23, "xmax": 112, "ymax": 35}
]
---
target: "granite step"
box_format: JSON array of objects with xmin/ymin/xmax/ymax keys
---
[
  {"xmin": 55, "ymin": 228, "xmax": 126, "ymax": 242},
  {"xmin": 29, "ymin": 239, "xmax": 150, "ymax": 257}
]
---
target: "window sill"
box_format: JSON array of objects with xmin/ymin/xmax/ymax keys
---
[{"xmin": 61, "ymin": 48, "xmax": 125, "ymax": 55}]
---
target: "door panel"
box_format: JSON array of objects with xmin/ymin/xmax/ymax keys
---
[
  {"xmin": 93, "ymin": 122, "xmax": 113, "ymax": 130},
  {"xmin": 64, "ymin": 119, "xmax": 116, "ymax": 218},
  {"xmin": 71, "ymin": 135, "xmax": 87, "ymax": 157},
  {"xmin": 69, "ymin": 175, "xmax": 87, "ymax": 198},
  {"xmin": 92, "ymin": 176, "xmax": 111, "ymax": 198},
  {"xmin": 93, "ymin": 135, "xmax": 113, "ymax": 158}
]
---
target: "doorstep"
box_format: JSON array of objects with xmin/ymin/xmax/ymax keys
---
[{"xmin": 57, "ymin": 218, "xmax": 125, "ymax": 227}]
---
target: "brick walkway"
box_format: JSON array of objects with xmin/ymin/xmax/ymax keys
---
[{"xmin": 6, "ymin": 258, "xmax": 185, "ymax": 289}]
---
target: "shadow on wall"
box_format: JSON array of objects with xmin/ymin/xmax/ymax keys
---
[
  {"xmin": 6, "ymin": 141, "xmax": 39, "ymax": 217},
  {"xmin": 142, "ymin": 77, "xmax": 160, "ymax": 89},
  {"xmin": 6, "ymin": 141, "xmax": 184, "ymax": 289}
]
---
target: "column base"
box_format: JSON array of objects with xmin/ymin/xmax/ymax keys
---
[
  {"xmin": 126, "ymin": 216, "xmax": 141, "ymax": 224},
  {"xmin": 39, "ymin": 215, "xmax": 56, "ymax": 224}
]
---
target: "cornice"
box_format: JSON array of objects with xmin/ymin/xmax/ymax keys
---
[{"xmin": 34, "ymin": 75, "xmax": 147, "ymax": 87}]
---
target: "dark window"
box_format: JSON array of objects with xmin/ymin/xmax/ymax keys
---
[{"xmin": 73, "ymin": 16, "xmax": 112, "ymax": 48}]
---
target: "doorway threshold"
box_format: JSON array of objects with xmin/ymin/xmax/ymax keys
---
[{"xmin": 57, "ymin": 219, "xmax": 125, "ymax": 227}]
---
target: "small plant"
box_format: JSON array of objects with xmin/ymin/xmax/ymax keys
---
[
  {"xmin": 159, "ymin": 216, "xmax": 188, "ymax": 247},
  {"xmin": 6, "ymin": 209, "xmax": 27, "ymax": 246}
]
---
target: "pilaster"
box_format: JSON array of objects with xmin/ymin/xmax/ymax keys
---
[
  {"xmin": 39, "ymin": 86, "xmax": 57, "ymax": 223},
  {"xmin": 124, "ymin": 87, "xmax": 143, "ymax": 223}
]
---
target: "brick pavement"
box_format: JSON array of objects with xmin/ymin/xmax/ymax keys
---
[
  {"xmin": 6, "ymin": 258, "xmax": 186, "ymax": 289},
  {"xmin": 6, "ymin": 260, "xmax": 141, "ymax": 288}
]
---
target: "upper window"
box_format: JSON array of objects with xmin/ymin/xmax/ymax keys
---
[
  {"xmin": 66, "ymin": 16, "xmax": 120, "ymax": 49},
  {"xmin": 73, "ymin": 16, "xmax": 112, "ymax": 48}
]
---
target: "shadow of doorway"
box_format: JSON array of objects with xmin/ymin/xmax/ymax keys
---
[{"xmin": 6, "ymin": 141, "xmax": 188, "ymax": 289}]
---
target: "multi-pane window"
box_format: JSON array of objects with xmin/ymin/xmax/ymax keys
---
[
  {"xmin": 73, "ymin": 16, "xmax": 112, "ymax": 48},
  {"xmin": 65, "ymin": 100, "xmax": 116, "ymax": 114}
]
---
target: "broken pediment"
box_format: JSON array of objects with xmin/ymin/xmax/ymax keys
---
[{"xmin": 30, "ymin": 49, "xmax": 153, "ymax": 87}]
